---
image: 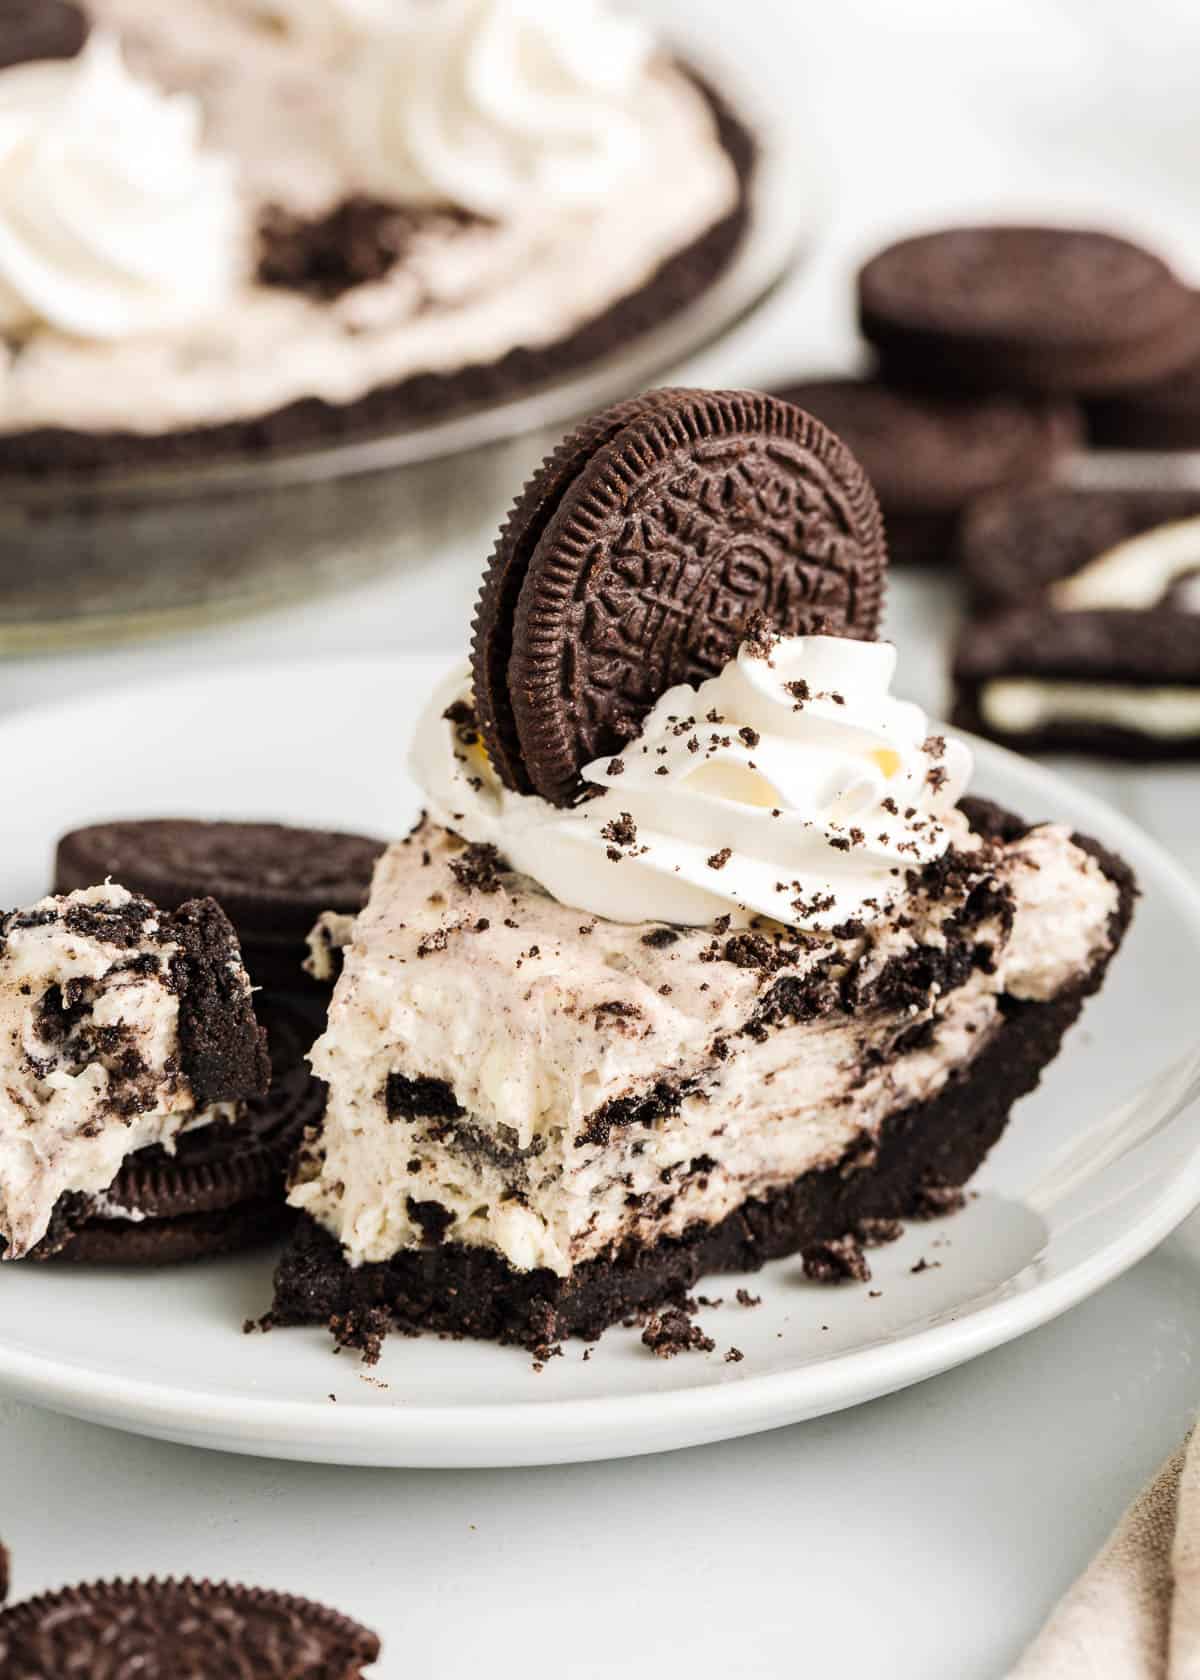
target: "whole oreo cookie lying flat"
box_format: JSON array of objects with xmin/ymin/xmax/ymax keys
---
[
  {"xmin": 0, "ymin": 0, "xmax": 89, "ymax": 70},
  {"xmin": 45, "ymin": 1001, "xmax": 324, "ymax": 1266},
  {"xmin": 54, "ymin": 819, "xmax": 386, "ymax": 992},
  {"xmin": 0, "ymin": 1574, "xmax": 380, "ymax": 1679},
  {"xmin": 772, "ymin": 377, "xmax": 1080, "ymax": 566},
  {"xmin": 859, "ymin": 226, "xmax": 1200, "ymax": 395},
  {"xmin": 471, "ymin": 387, "xmax": 887, "ymax": 805}
]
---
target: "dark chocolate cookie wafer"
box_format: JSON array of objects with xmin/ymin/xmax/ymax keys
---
[
  {"xmin": 0, "ymin": 1576, "xmax": 380, "ymax": 1678},
  {"xmin": 957, "ymin": 485, "xmax": 1200, "ymax": 613},
  {"xmin": 472, "ymin": 387, "xmax": 887, "ymax": 805},
  {"xmin": 1087, "ymin": 338, "xmax": 1200, "ymax": 450},
  {"xmin": 953, "ymin": 606, "xmax": 1200, "ymax": 760},
  {"xmin": 49, "ymin": 1001, "xmax": 324, "ymax": 1266},
  {"xmin": 772, "ymin": 377, "xmax": 1080, "ymax": 565},
  {"xmin": 859, "ymin": 226, "xmax": 1200, "ymax": 395},
  {"xmin": 54, "ymin": 820, "xmax": 386, "ymax": 992},
  {"xmin": 0, "ymin": 0, "xmax": 88, "ymax": 70}
]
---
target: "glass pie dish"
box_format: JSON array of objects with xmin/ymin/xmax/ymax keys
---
[{"xmin": 0, "ymin": 15, "xmax": 825, "ymax": 652}]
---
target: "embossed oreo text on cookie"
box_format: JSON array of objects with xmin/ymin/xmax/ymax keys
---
[{"xmin": 473, "ymin": 388, "xmax": 886, "ymax": 806}]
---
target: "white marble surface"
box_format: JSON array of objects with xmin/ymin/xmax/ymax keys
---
[{"xmin": 3, "ymin": 2, "xmax": 1200, "ymax": 1674}]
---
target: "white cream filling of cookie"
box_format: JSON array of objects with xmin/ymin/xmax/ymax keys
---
[
  {"xmin": 980, "ymin": 679, "xmax": 1200, "ymax": 740},
  {"xmin": 1050, "ymin": 515, "xmax": 1200, "ymax": 612}
]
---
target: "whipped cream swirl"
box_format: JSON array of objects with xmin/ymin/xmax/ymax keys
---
[
  {"xmin": 412, "ymin": 636, "xmax": 974, "ymax": 932},
  {"xmin": 0, "ymin": 33, "xmax": 240, "ymax": 341},
  {"xmin": 355, "ymin": 0, "xmax": 656, "ymax": 218}
]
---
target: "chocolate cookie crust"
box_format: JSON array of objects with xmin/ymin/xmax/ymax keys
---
[
  {"xmin": 167, "ymin": 898, "xmax": 271, "ymax": 1109},
  {"xmin": 473, "ymin": 388, "xmax": 887, "ymax": 804},
  {"xmin": 0, "ymin": 72, "xmax": 754, "ymax": 478},
  {"xmin": 859, "ymin": 226, "xmax": 1200, "ymax": 394},
  {"xmin": 0, "ymin": 1578, "xmax": 381, "ymax": 1679},
  {"xmin": 272, "ymin": 803, "xmax": 1134, "ymax": 1349}
]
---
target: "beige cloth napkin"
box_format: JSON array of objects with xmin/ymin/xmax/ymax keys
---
[{"xmin": 1010, "ymin": 1428, "xmax": 1200, "ymax": 1678}]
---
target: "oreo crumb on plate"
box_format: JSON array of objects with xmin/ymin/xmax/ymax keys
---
[
  {"xmin": 641, "ymin": 1308, "xmax": 717, "ymax": 1359},
  {"xmin": 801, "ymin": 1234, "xmax": 871, "ymax": 1284}
]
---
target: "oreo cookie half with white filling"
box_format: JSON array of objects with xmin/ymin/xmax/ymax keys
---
[{"xmin": 953, "ymin": 489, "xmax": 1200, "ymax": 758}]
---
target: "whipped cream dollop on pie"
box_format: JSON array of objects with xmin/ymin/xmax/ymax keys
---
[
  {"xmin": 355, "ymin": 0, "xmax": 659, "ymax": 218},
  {"xmin": 0, "ymin": 32, "xmax": 239, "ymax": 339},
  {"xmin": 413, "ymin": 634, "xmax": 973, "ymax": 931}
]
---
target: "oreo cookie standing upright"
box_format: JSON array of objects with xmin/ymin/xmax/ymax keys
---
[{"xmin": 471, "ymin": 387, "xmax": 887, "ymax": 805}]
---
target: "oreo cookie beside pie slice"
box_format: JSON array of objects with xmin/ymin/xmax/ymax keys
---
[
  {"xmin": 859, "ymin": 226, "xmax": 1200, "ymax": 395},
  {"xmin": 0, "ymin": 1568, "xmax": 380, "ymax": 1679},
  {"xmin": 54, "ymin": 820, "xmax": 386, "ymax": 993},
  {"xmin": 471, "ymin": 386, "xmax": 887, "ymax": 805},
  {"xmin": 772, "ymin": 377, "xmax": 1080, "ymax": 566},
  {"xmin": 46, "ymin": 1001, "xmax": 324, "ymax": 1266}
]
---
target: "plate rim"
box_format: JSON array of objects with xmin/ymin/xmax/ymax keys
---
[{"xmin": 2, "ymin": 654, "xmax": 1200, "ymax": 1466}]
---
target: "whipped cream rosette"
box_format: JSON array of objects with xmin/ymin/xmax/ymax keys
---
[
  {"xmin": 354, "ymin": 0, "xmax": 660, "ymax": 217},
  {"xmin": 0, "ymin": 32, "xmax": 240, "ymax": 340},
  {"xmin": 413, "ymin": 634, "xmax": 973, "ymax": 932}
]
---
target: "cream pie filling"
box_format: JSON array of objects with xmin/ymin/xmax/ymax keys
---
[
  {"xmin": 0, "ymin": 885, "xmax": 229, "ymax": 1258},
  {"xmin": 0, "ymin": 0, "xmax": 740, "ymax": 436}
]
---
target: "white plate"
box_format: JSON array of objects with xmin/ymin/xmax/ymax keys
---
[{"xmin": 2, "ymin": 655, "xmax": 1199, "ymax": 1468}]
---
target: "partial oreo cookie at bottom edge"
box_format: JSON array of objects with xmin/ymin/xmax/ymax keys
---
[
  {"xmin": 0, "ymin": 1575, "xmax": 380, "ymax": 1679},
  {"xmin": 44, "ymin": 1001, "xmax": 325, "ymax": 1267}
]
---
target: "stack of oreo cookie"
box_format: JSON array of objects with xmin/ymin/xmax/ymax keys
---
[
  {"xmin": 774, "ymin": 225, "xmax": 1200, "ymax": 571},
  {"xmin": 14, "ymin": 820, "xmax": 385, "ymax": 1267},
  {"xmin": 769, "ymin": 222, "xmax": 1200, "ymax": 758}
]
